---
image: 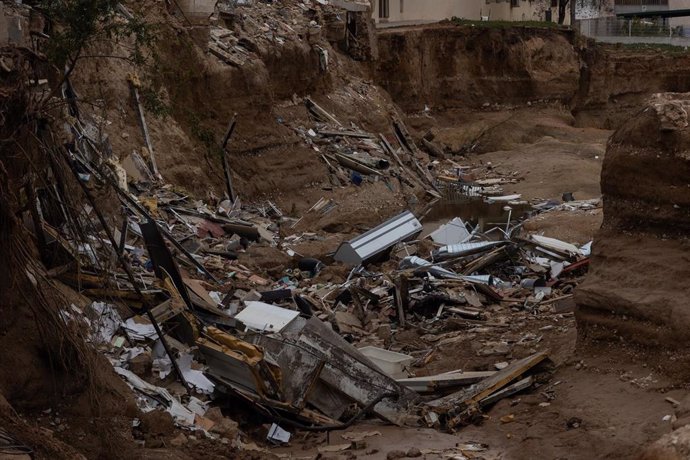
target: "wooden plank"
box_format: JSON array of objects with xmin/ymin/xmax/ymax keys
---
[
  {"xmin": 150, "ymin": 298, "xmax": 185, "ymax": 323},
  {"xmin": 318, "ymin": 129, "xmax": 374, "ymax": 139},
  {"xmin": 128, "ymin": 79, "xmax": 159, "ymax": 177},
  {"xmin": 220, "ymin": 117, "xmax": 237, "ymax": 203},
  {"xmin": 305, "ymin": 97, "xmax": 341, "ymax": 126},
  {"xmin": 397, "ymin": 371, "xmax": 496, "ymax": 394},
  {"xmin": 446, "ymin": 307, "xmax": 482, "ymax": 319},
  {"xmin": 394, "ymin": 275, "xmax": 408, "ymax": 328},
  {"xmin": 421, "ymin": 137, "xmax": 445, "ymax": 158},
  {"xmin": 479, "ymin": 376, "xmax": 533, "ymax": 408},
  {"xmin": 115, "ymin": 190, "xmax": 219, "ymax": 282},
  {"xmin": 426, "ymin": 351, "xmax": 548, "ymax": 410},
  {"xmin": 461, "ymin": 247, "xmax": 510, "ymax": 275},
  {"xmin": 331, "ymin": 153, "xmax": 383, "ymax": 176}
]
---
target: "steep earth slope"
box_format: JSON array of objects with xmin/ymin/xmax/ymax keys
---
[
  {"xmin": 72, "ymin": 0, "xmax": 410, "ymax": 230},
  {"xmin": 375, "ymin": 23, "xmax": 690, "ymax": 132},
  {"xmin": 576, "ymin": 93, "xmax": 690, "ymax": 354},
  {"xmin": 375, "ymin": 25, "xmax": 581, "ymax": 111}
]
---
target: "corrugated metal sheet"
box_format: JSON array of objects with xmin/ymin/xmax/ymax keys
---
[{"xmin": 334, "ymin": 211, "xmax": 422, "ymax": 265}]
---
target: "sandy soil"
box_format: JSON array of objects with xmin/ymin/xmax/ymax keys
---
[
  {"xmin": 272, "ymin": 322, "xmax": 683, "ymax": 460},
  {"xmin": 265, "ymin": 105, "xmax": 687, "ymax": 460},
  {"xmin": 7, "ymin": 3, "xmax": 684, "ymax": 454},
  {"xmin": 410, "ymin": 105, "xmax": 610, "ymax": 202}
]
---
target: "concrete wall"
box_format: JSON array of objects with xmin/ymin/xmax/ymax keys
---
[
  {"xmin": 612, "ymin": 0, "xmax": 690, "ymax": 27},
  {"xmin": 669, "ymin": 0, "xmax": 690, "ymax": 27}
]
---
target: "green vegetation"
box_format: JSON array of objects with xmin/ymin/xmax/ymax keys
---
[
  {"xmin": 39, "ymin": 0, "xmax": 155, "ymax": 82},
  {"xmin": 140, "ymin": 87, "xmax": 171, "ymax": 119},
  {"xmin": 187, "ymin": 111, "xmax": 222, "ymax": 158}
]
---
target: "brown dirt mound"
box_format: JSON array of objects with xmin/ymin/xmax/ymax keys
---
[{"xmin": 576, "ymin": 93, "xmax": 690, "ymax": 361}]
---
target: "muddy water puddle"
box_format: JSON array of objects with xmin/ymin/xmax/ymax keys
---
[{"xmin": 421, "ymin": 196, "xmax": 532, "ymax": 237}]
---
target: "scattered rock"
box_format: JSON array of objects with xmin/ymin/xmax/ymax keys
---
[
  {"xmin": 377, "ymin": 324, "xmax": 392, "ymax": 342},
  {"xmin": 169, "ymin": 432, "xmax": 188, "ymax": 447},
  {"xmin": 140, "ymin": 410, "xmax": 175, "ymax": 438},
  {"xmin": 205, "ymin": 407, "xmax": 239, "ymax": 439},
  {"xmin": 386, "ymin": 450, "xmax": 407, "ymax": 460},
  {"xmin": 406, "ymin": 447, "xmax": 422, "ymax": 458},
  {"xmin": 566, "ymin": 417, "xmax": 583, "ymax": 429},
  {"xmin": 638, "ymin": 424, "xmax": 690, "ymax": 460},
  {"xmin": 128, "ymin": 351, "xmax": 152, "ymax": 376},
  {"xmin": 476, "ymin": 341, "xmax": 510, "ymax": 356}
]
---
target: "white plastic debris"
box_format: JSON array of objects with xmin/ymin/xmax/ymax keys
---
[
  {"xmin": 267, "ymin": 423, "xmax": 291, "ymax": 443},
  {"xmin": 114, "ymin": 367, "xmax": 195, "ymax": 425},
  {"xmin": 178, "ymin": 352, "xmax": 215, "ymax": 395},
  {"xmin": 429, "ymin": 217, "xmax": 471, "ymax": 245},
  {"xmin": 123, "ymin": 317, "xmax": 158, "ymax": 341},
  {"xmin": 89, "ymin": 302, "xmax": 123, "ymax": 344}
]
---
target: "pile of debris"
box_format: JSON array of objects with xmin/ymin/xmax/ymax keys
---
[
  {"xmin": 8, "ymin": 0, "xmax": 597, "ymax": 448},
  {"xmin": 209, "ymin": 0, "xmax": 373, "ymax": 67},
  {"xmin": 307, "ymin": 104, "xmax": 437, "ymax": 193},
  {"xmin": 48, "ymin": 108, "xmax": 593, "ymax": 440}
]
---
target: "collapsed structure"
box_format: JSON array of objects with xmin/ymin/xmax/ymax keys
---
[{"xmin": 3, "ymin": 0, "xmax": 690, "ymax": 457}]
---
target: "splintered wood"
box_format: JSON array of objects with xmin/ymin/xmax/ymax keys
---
[{"xmin": 425, "ymin": 351, "xmax": 549, "ymax": 430}]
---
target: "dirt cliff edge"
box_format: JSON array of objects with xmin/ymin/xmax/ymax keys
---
[{"xmin": 576, "ymin": 93, "xmax": 690, "ymax": 352}]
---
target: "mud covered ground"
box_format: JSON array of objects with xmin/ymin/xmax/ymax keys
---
[
  {"xmin": 6, "ymin": 3, "xmax": 690, "ymax": 456},
  {"xmin": 264, "ymin": 105, "xmax": 688, "ymax": 460}
]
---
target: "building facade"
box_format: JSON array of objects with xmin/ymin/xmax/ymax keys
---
[
  {"xmin": 372, "ymin": 0, "xmax": 570, "ymax": 25},
  {"xmin": 612, "ymin": 0, "xmax": 690, "ymax": 28}
]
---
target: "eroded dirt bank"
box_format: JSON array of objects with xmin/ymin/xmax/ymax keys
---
[
  {"xmin": 375, "ymin": 23, "xmax": 690, "ymax": 130},
  {"xmin": 576, "ymin": 94, "xmax": 690, "ymax": 352},
  {"xmin": 376, "ymin": 25, "xmax": 581, "ymax": 112},
  {"xmin": 5, "ymin": 1, "xmax": 690, "ymax": 458}
]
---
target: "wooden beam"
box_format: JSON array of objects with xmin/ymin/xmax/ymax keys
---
[
  {"xmin": 220, "ymin": 117, "xmax": 237, "ymax": 203},
  {"xmin": 128, "ymin": 77, "xmax": 159, "ymax": 178},
  {"xmin": 427, "ymin": 351, "xmax": 548, "ymax": 411}
]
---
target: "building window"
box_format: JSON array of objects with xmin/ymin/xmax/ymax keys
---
[
  {"xmin": 400, "ymin": 0, "xmax": 404, "ymax": 14},
  {"xmin": 511, "ymin": 0, "xmax": 520, "ymax": 7},
  {"xmin": 379, "ymin": 0, "xmax": 389, "ymax": 18}
]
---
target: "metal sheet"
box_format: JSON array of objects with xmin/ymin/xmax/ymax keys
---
[
  {"xmin": 235, "ymin": 301, "xmax": 300, "ymax": 333},
  {"xmin": 485, "ymin": 194, "xmax": 522, "ymax": 202},
  {"xmin": 433, "ymin": 241, "xmax": 507, "ymax": 260},
  {"xmin": 334, "ymin": 211, "xmax": 422, "ymax": 265},
  {"xmin": 253, "ymin": 335, "xmax": 325, "ymax": 408},
  {"xmin": 293, "ymin": 317, "xmax": 417, "ymax": 425},
  {"xmin": 399, "ymin": 256, "xmax": 459, "ymax": 279},
  {"xmin": 429, "ymin": 217, "xmax": 471, "ymax": 245},
  {"xmin": 140, "ymin": 220, "xmax": 193, "ymax": 308}
]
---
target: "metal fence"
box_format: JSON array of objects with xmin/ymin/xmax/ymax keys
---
[
  {"xmin": 579, "ymin": 16, "xmax": 673, "ymax": 37},
  {"xmin": 577, "ymin": 16, "xmax": 690, "ymax": 46}
]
